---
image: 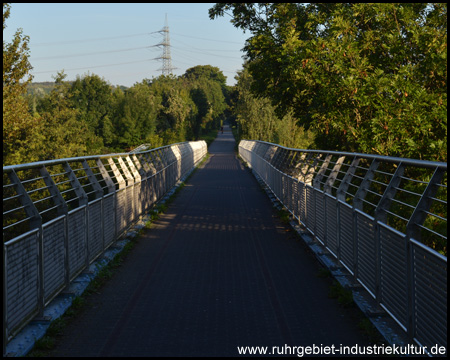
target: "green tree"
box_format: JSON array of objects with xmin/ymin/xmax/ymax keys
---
[
  {"xmin": 35, "ymin": 72, "xmax": 93, "ymax": 160},
  {"xmin": 112, "ymin": 80, "xmax": 160, "ymax": 150},
  {"xmin": 189, "ymin": 85, "xmax": 209, "ymax": 140},
  {"xmin": 3, "ymin": 3, "xmax": 35, "ymax": 165},
  {"xmin": 210, "ymin": 3, "xmax": 447, "ymax": 161},
  {"xmin": 184, "ymin": 65, "xmax": 227, "ymax": 88},
  {"xmin": 234, "ymin": 65, "xmax": 314, "ymax": 149},
  {"xmin": 68, "ymin": 73, "xmax": 116, "ymax": 151}
]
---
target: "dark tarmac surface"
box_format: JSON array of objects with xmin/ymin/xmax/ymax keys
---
[{"xmin": 48, "ymin": 125, "xmax": 370, "ymax": 357}]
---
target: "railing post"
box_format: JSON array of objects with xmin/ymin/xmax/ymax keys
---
[
  {"xmin": 373, "ymin": 163, "xmax": 405, "ymax": 303},
  {"xmin": 63, "ymin": 162, "xmax": 89, "ymax": 268},
  {"xmin": 405, "ymin": 167, "xmax": 445, "ymax": 242},
  {"xmin": 126, "ymin": 155, "xmax": 142, "ymax": 220},
  {"xmin": 96, "ymin": 158, "xmax": 116, "ymax": 193},
  {"xmin": 108, "ymin": 158, "xmax": 126, "ymax": 188},
  {"xmin": 353, "ymin": 159, "xmax": 379, "ymax": 211},
  {"xmin": 82, "ymin": 159, "xmax": 104, "ymax": 199},
  {"xmin": 3, "ymin": 241, "xmax": 7, "ymax": 356},
  {"xmin": 324, "ymin": 155, "xmax": 346, "ymax": 195},
  {"xmin": 336, "ymin": 157, "xmax": 360, "ymax": 202},
  {"xmin": 404, "ymin": 167, "xmax": 445, "ymax": 342},
  {"xmin": 97, "ymin": 158, "xmax": 117, "ymax": 246},
  {"xmin": 7, "ymin": 169, "xmax": 42, "ymax": 230},
  {"xmin": 335, "ymin": 157, "xmax": 359, "ymax": 265},
  {"xmin": 313, "ymin": 154, "xmax": 332, "ymax": 190},
  {"xmin": 8, "ymin": 170, "xmax": 45, "ymax": 317}
]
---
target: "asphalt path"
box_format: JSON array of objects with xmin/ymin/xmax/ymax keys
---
[{"xmin": 48, "ymin": 125, "xmax": 370, "ymax": 357}]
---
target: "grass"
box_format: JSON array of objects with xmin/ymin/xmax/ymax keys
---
[
  {"xmin": 328, "ymin": 280, "xmax": 355, "ymax": 308},
  {"xmin": 199, "ymin": 129, "xmax": 219, "ymax": 147},
  {"xmin": 276, "ymin": 208, "xmax": 291, "ymax": 225},
  {"xmin": 358, "ymin": 318, "xmax": 385, "ymax": 344}
]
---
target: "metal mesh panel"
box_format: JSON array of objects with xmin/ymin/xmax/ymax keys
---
[
  {"xmin": 265, "ymin": 162, "xmax": 272, "ymax": 190},
  {"xmin": 3, "ymin": 141, "xmax": 207, "ymax": 346},
  {"xmin": 140, "ymin": 178, "xmax": 150, "ymax": 213},
  {"xmin": 155, "ymin": 173, "xmax": 162, "ymax": 200},
  {"xmin": 5, "ymin": 230, "xmax": 40, "ymax": 337},
  {"xmin": 339, "ymin": 202, "xmax": 354, "ymax": 273},
  {"xmin": 238, "ymin": 139, "xmax": 447, "ymax": 348},
  {"xmin": 325, "ymin": 194, "xmax": 338, "ymax": 255},
  {"xmin": 315, "ymin": 190, "xmax": 326, "ymax": 244},
  {"xmin": 42, "ymin": 217, "xmax": 66, "ymax": 303},
  {"xmin": 103, "ymin": 194, "xmax": 115, "ymax": 248},
  {"xmin": 379, "ymin": 223, "xmax": 408, "ymax": 328},
  {"xmin": 298, "ymin": 182, "xmax": 306, "ymax": 224},
  {"xmin": 292, "ymin": 179, "xmax": 299, "ymax": 219},
  {"xmin": 134, "ymin": 180, "xmax": 142, "ymax": 218},
  {"xmin": 125, "ymin": 186, "xmax": 134, "ymax": 227},
  {"xmin": 412, "ymin": 241, "xmax": 447, "ymax": 348},
  {"xmin": 149, "ymin": 175, "xmax": 157, "ymax": 205},
  {"xmin": 67, "ymin": 208, "xmax": 87, "ymax": 280},
  {"xmin": 116, "ymin": 188, "xmax": 127, "ymax": 236},
  {"xmin": 88, "ymin": 199, "xmax": 103, "ymax": 262},
  {"xmin": 287, "ymin": 176, "xmax": 296, "ymax": 215},
  {"xmin": 356, "ymin": 211, "xmax": 377, "ymax": 296},
  {"xmin": 281, "ymin": 174, "xmax": 288, "ymax": 206},
  {"xmin": 305, "ymin": 185, "xmax": 315, "ymax": 233}
]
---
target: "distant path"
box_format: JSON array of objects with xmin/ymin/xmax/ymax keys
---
[{"xmin": 48, "ymin": 125, "xmax": 369, "ymax": 356}]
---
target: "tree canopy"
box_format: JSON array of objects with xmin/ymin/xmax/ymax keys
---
[
  {"xmin": 4, "ymin": 3, "xmax": 447, "ymax": 166},
  {"xmin": 210, "ymin": 3, "xmax": 447, "ymax": 161},
  {"xmin": 3, "ymin": 3, "xmax": 35, "ymax": 165}
]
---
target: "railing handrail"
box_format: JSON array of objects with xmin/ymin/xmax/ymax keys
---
[
  {"xmin": 3, "ymin": 140, "xmax": 202, "ymax": 172},
  {"xmin": 3, "ymin": 140, "xmax": 208, "ymax": 350},
  {"xmin": 245, "ymin": 139, "xmax": 447, "ymax": 170},
  {"xmin": 239, "ymin": 139, "xmax": 447, "ymax": 353}
]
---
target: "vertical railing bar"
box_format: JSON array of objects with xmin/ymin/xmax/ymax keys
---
[
  {"xmin": 3, "ymin": 241, "xmax": 7, "ymax": 356},
  {"xmin": 353, "ymin": 159, "xmax": 379, "ymax": 211},
  {"xmin": 63, "ymin": 162, "xmax": 88, "ymax": 207},
  {"xmin": 82, "ymin": 159, "xmax": 104, "ymax": 199},
  {"xmin": 39, "ymin": 166, "xmax": 69, "ymax": 215},
  {"xmin": 7, "ymin": 170, "xmax": 42, "ymax": 231},
  {"xmin": 324, "ymin": 155, "xmax": 346, "ymax": 195},
  {"xmin": 406, "ymin": 167, "xmax": 445, "ymax": 242},
  {"xmin": 108, "ymin": 158, "xmax": 126, "ymax": 189},
  {"xmin": 313, "ymin": 154, "xmax": 332, "ymax": 190},
  {"xmin": 96, "ymin": 158, "xmax": 116, "ymax": 193}
]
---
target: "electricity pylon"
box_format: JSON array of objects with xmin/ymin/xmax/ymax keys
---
[{"xmin": 156, "ymin": 14, "xmax": 177, "ymax": 76}]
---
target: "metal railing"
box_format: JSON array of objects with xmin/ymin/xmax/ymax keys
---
[
  {"xmin": 3, "ymin": 140, "xmax": 207, "ymax": 346},
  {"xmin": 239, "ymin": 140, "xmax": 447, "ymax": 351}
]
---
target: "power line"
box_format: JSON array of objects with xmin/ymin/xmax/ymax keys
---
[
  {"xmin": 32, "ymin": 32, "xmax": 157, "ymax": 46},
  {"xmin": 28, "ymin": 26, "xmax": 244, "ymax": 81},
  {"xmin": 32, "ymin": 46, "xmax": 158, "ymax": 61},
  {"xmin": 31, "ymin": 31, "xmax": 244, "ymax": 48},
  {"xmin": 171, "ymin": 43, "xmax": 242, "ymax": 60},
  {"xmin": 171, "ymin": 32, "xmax": 244, "ymax": 44},
  {"xmin": 31, "ymin": 59, "xmax": 154, "ymax": 74}
]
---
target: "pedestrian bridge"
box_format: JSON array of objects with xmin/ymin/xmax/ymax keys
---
[{"xmin": 3, "ymin": 126, "xmax": 447, "ymax": 356}]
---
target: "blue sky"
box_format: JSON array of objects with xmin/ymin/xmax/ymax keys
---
[{"xmin": 4, "ymin": 3, "xmax": 249, "ymax": 87}]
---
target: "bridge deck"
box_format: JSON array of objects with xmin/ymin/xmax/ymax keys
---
[{"xmin": 48, "ymin": 125, "xmax": 369, "ymax": 356}]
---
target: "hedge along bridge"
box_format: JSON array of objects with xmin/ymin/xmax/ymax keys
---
[
  {"xmin": 2, "ymin": 137, "xmax": 447, "ymax": 354},
  {"xmin": 239, "ymin": 140, "xmax": 447, "ymax": 351},
  {"xmin": 2, "ymin": 141, "xmax": 207, "ymax": 351}
]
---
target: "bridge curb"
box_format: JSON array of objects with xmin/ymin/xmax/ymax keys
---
[{"xmin": 249, "ymin": 168, "xmax": 411, "ymax": 348}]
